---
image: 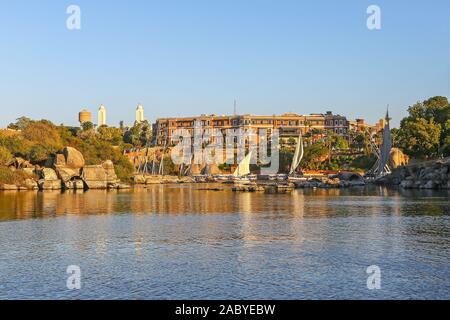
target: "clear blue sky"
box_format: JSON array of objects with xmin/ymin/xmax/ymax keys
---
[{"xmin": 0, "ymin": 0, "xmax": 449, "ymax": 128}]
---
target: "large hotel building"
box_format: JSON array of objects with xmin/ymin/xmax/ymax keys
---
[{"xmin": 155, "ymin": 112, "xmax": 369, "ymax": 145}]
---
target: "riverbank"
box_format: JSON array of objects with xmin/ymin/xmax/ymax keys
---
[{"xmin": 377, "ymin": 158, "xmax": 450, "ymax": 190}]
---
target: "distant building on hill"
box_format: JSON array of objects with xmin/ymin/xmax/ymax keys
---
[
  {"xmin": 98, "ymin": 105, "xmax": 107, "ymax": 127},
  {"xmin": 78, "ymin": 109, "xmax": 92, "ymax": 124},
  {"xmin": 324, "ymin": 111, "xmax": 349, "ymax": 135},
  {"xmin": 136, "ymin": 104, "xmax": 145, "ymax": 123}
]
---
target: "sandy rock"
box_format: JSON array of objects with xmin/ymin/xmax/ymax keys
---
[
  {"xmin": 179, "ymin": 176, "xmax": 195, "ymax": 183},
  {"xmin": 145, "ymin": 177, "xmax": 162, "ymax": 184},
  {"xmin": 63, "ymin": 147, "xmax": 85, "ymax": 169},
  {"xmin": 161, "ymin": 176, "xmax": 180, "ymax": 184},
  {"xmin": 86, "ymin": 181, "xmax": 108, "ymax": 189},
  {"xmin": 38, "ymin": 179, "xmax": 62, "ymax": 190},
  {"xmin": 24, "ymin": 178, "xmax": 38, "ymax": 190},
  {"xmin": 81, "ymin": 165, "xmax": 107, "ymax": 189},
  {"xmin": 82, "ymin": 165, "xmax": 107, "ymax": 181},
  {"xmin": 63, "ymin": 180, "xmax": 84, "ymax": 190},
  {"xmin": 233, "ymin": 184, "xmax": 265, "ymax": 192},
  {"xmin": 54, "ymin": 154, "xmax": 66, "ymax": 166},
  {"xmin": 102, "ymin": 160, "xmax": 118, "ymax": 183},
  {"xmin": 41, "ymin": 168, "xmax": 58, "ymax": 181},
  {"xmin": 0, "ymin": 184, "xmax": 18, "ymax": 190},
  {"xmin": 56, "ymin": 167, "xmax": 81, "ymax": 182},
  {"xmin": 22, "ymin": 168, "xmax": 35, "ymax": 176},
  {"xmin": 11, "ymin": 157, "xmax": 33, "ymax": 169},
  {"xmin": 134, "ymin": 175, "xmax": 146, "ymax": 184}
]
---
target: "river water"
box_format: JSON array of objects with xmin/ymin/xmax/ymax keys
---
[{"xmin": 0, "ymin": 185, "xmax": 448, "ymax": 300}]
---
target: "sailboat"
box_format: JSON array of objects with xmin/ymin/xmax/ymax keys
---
[
  {"xmin": 232, "ymin": 151, "xmax": 253, "ymax": 183},
  {"xmin": 288, "ymin": 131, "xmax": 307, "ymax": 182},
  {"xmin": 366, "ymin": 109, "xmax": 392, "ymax": 179}
]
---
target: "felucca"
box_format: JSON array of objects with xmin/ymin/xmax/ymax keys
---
[
  {"xmin": 232, "ymin": 151, "xmax": 253, "ymax": 183},
  {"xmin": 288, "ymin": 131, "xmax": 307, "ymax": 182}
]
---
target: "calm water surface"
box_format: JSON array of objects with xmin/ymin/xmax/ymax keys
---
[{"xmin": 0, "ymin": 185, "xmax": 448, "ymax": 299}]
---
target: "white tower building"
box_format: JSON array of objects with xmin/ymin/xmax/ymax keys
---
[
  {"xmin": 98, "ymin": 105, "xmax": 107, "ymax": 127},
  {"xmin": 135, "ymin": 104, "xmax": 145, "ymax": 123}
]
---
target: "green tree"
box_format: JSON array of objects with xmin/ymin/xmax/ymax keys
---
[
  {"xmin": 22, "ymin": 120, "xmax": 63, "ymax": 162},
  {"xmin": 397, "ymin": 118, "xmax": 441, "ymax": 159},
  {"xmin": 7, "ymin": 117, "xmax": 32, "ymax": 131},
  {"xmin": 98, "ymin": 126, "xmax": 123, "ymax": 146},
  {"xmin": 302, "ymin": 142, "xmax": 330, "ymax": 170},
  {"xmin": 397, "ymin": 96, "xmax": 449, "ymax": 158},
  {"xmin": 82, "ymin": 121, "xmax": 94, "ymax": 131}
]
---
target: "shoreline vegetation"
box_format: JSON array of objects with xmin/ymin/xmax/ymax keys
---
[{"xmin": 0, "ymin": 96, "xmax": 449, "ymax": 192}]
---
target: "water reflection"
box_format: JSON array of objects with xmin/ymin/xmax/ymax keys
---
[
  {"xmin": 0, "ymin": 185, "xmax": 449, "ymax": 299},
  {"xmin": 0, "ymin": 185, "xmax": 448, "ymax": 222}
]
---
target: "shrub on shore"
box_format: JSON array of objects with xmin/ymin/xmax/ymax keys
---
[
  {"xmin": 0, "ymin": 166, "xmax": 32, "ymax": 186},
  {"xmin": 0, "ymin": 146, "xmax": 13, "ymax": 166}
]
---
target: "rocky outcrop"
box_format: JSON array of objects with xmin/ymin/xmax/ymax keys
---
[
  {"xmin": 41, "ymin": 168, "xmax": 59, "ymax": 180},
  {"xmin": 0, "ymin": 184, "xmax": 18, "ymax": 190},
  {"xmin": 1, "ymin": 146, "xmax": 124, "ymax": 192},
  {"xmin": 81, "ymin": 161, "xmax": 119, "ymax": 189},
  {"xmin": 56, "ymin": 167, "xmax": 81, "ymax": 183},
  {"xmin": 63, "ymin": 180, "xmax": 84, "ymax": 190},
  {"xmin": 380, "ymin": 158, "xmax": 450, "ymax": 189},
  {"xmin": 134, "ymin": 174, "xmax": 195, "ymax": 185},
  {"xmin": 102, "ymin": 160, "xmax": 118, "ymax": 182},
  {"xmin": 10, "ymin": 157, "xmax": 33, "ymax": 169},
  {"xmin": 38, "ymin": 180, "xmax": 62, "ymax": 190},
  {"xmin": 54, "ymin": 147, "xmax": 84, "ymax": 186},
  {"xmin": 38, "ymin": 168, "xmax": 62, "ymax": 190},
  {"xmin": 82, "ymin": 165, "xmax": 108, "ymax": 189},
  {"xmin": 24, "ymin": 178, "xmax": 38, "ymax": 190},
  {"xmin": 232, "ymin": 183, "xmax": 265, "ymax": 192},
  {"xmin": 335, "ymin": 172, "xmax": 365, "ymax": 186},
  {"xmin": 294, "ymin": 176, "xmax": 363, "ymax": 189},
  {"xmin": 390, "ymin": 148, "xmax": 409, "ymax": 168}
]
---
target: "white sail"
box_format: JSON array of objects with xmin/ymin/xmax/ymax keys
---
[
  {"xmin": 289, "ymin": 132, "xmax": 304, "ymax": 175},
  {"xmin": 377, "ymin": 111, "xmax": 392, "ymax": 175},
  {"xmin": 233, "ymin": 151, "xmax": 252, "ymax": 177}
]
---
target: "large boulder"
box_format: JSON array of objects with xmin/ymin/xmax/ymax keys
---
[
  {"xmin": 63, "ymin": 147, "xmax": 85, "ymax": 169},
  {"xmin": 82, "ymin": 165, "xmax": 107, "ymax": 189},
  {"xmin": 11, "ymin": 157, "xmax": 33, "ymax": 169},
  {"xmin": 81, "ymin": 164, "xmax": 114, "ymax": 189},
  {"xmin": 102, "ymin": 160, "xmax": 118, "ymax": 183},
  {"xmin": 134, "ymin": 174, "xmax": 146, "ymax": 184},
  {"xmin": 38, "ymin": 168, "xmax": 61, "ymax": 190},
  {"xmin": 41, "ymin": 168, "xmax": 59, "ymax": 181},
  {"xmin": 38, "ymin": 180, "xmax": 62, "ymax": 190},
  {"xmin": 56, "ymin": 167, "xmax": 81, "ymax": 182},
  {"xmin": 63, "ymin": 179, "xmax": 84, "ymax": 190},
  {"xmin": 24, "ymin": 178, "xmax": 38, "ymax": 190},
  {"xmin": 54, "ymin": 154, "xmax": 66, "ymax": 166}
]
